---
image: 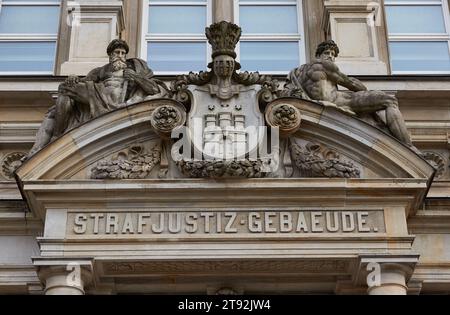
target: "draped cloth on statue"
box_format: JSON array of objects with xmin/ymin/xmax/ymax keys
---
[{"xmin": 56, "ymin": 58, "xmax": 163, "ymax": 136}]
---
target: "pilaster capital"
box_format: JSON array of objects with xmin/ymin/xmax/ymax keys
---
[{"xmin": 33, "ymin": 258, "xmax": 94, "ymax": 295}]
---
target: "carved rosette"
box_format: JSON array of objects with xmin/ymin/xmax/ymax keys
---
[
  {"xmin": 150, "ymin": 104, "xmax": 186, "ymax": 137},
  {"xmin": 423, "ymin": 151, "xmax": 446, "ymax": 179},
  {"xmin": 1, "ymin": 152, "xmax": 26, "ymax": 180},
  {"xmin": 177, "ymin": 159, "xmax": 268, "ymax": 178},
  {"xmin": 290, "ymin": 142, "xmax": 361, "ymax": 178},
  {"xmin": 265, "ymin": 103, "xmax": 302, "ymax": 137},
  {"xmin": 91, "ymin": 145, "xmax": 162, "ymax": 179}
]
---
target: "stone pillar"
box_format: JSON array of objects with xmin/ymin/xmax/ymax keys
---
[
  {"xmin": 322, "ymin": 0, "xmax": 389, "ymax": 75},
  {"xmin": 367, "ymin": 263, "xmax": 409, "ymax": 295},
  {"xmin": 60, "ymin": 0, "xmax": 125, "ymax": 75},
  {"xmin": 35, "ymin": 260, "xmax": 93, "ymax": 295},
  {"xmin": 213, "ymin": 0, "xmax": 234, "ymax": 23}
]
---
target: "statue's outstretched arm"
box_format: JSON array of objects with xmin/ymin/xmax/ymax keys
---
[
  {"xmin": 125, "ymin": 59, "xmax": 168, "ymax": 97},
  {"xmin": 334, "ymin": 70, "xmax": 367, "ymax": 92}
]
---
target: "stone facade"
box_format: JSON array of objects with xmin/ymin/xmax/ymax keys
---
[{"xmin": 0, "ymin": 0, "xmax": 450, "ymax": 295}]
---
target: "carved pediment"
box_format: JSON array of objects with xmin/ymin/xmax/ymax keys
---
[{"xmin": 16, "ymin": 98, "xmax": 433, "ymax": 182}]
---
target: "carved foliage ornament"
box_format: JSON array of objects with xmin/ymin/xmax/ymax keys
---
[
  {"xmin": 171, "ymin": 70, "xmax": 279, "ymax": 106},
  {"xmin": 91, "ymin": 144, "xmax": 161, "ymax": 179},
  {"xmin": 1, "ymin": 152, "xmax": 26, "ymax": 180},
  {"xmin": 290, "ymin": 142, "xmax": 361, "ymax": 178},
  {"xmin": 177, "ymin": 159, "xmax": 268, "ymax": 179}
]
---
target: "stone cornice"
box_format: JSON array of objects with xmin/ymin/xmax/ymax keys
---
[{"xmin": 20, "ymin": 178, "xmax": 430, "ymax": 222}]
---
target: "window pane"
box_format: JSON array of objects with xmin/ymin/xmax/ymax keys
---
[
  {"xmin": 240, "ymin": 6, "xmax": 298, "ymax": 34},
  {"xmin": 0, "ymin": 42, "xmax": 56, "ymax": 72},
  {"xmin": 147, "ymin": 42, "xmax": 206, "ymax": 72},
  {"xmin": 148, "ymin": 6, "xmax": 206, "ymax": 34},
  {"xmin": 240, "ymin": 41, "xmax": 299, "ymax": 72},
  {"xmin": 0, "ymin": 6, "xmax": 60, "ymax": 34},
  {"xmin": 390, "ymin": 41, "xmax": 450, "ymax": 72},
  {"xmin": 386, "ymin": 5, "xmax": 446, "ymax": 34}
]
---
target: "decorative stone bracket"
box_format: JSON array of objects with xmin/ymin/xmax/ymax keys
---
[{"xmin": 60, "ymin": 0, "xmax": 125, "ymax": 75}]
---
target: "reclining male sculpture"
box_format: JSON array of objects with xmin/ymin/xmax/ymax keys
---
[
  {"xmin": 283, "ymin": 40, "xmax": 421, "ymax": 155},
  {"xmin": 26, "ymin": 39, "xmax": 169, "ymax": 158}
]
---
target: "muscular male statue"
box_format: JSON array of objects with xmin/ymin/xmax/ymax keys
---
[
  {"xmin": 26, "ymin": 39, "xmax": 168, "ymax": 158},
  {"xmin": 284, "ymin": 40, "xmax": 420, "ymax": 154}
]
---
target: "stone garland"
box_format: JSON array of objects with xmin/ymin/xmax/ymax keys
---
[
  {"xmin": 290, "ymin": 142, "xmax": 361, "ymax": 178},
  {"xmin": 91, "ymin": 145, "xmax": 161, "ymax": 179}
]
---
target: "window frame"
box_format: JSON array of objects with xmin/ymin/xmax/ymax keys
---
[
  {"xmin": 141, "ymin": 0, "xmax": 306, "ymax": 75},
  {"xmin": 234, "ymin": 0, "xmax": 306, "ymax": 75},
  {"xmin": 141, "ymin": 0, "xmax": 213, "ymax": 75},
  {"xmin": 385, "ymin": 0, "xmax": 450, "ymax": 74},
  {"xmin": 0, "ymin": 0, "xmax": 61, "ymax": 75}
]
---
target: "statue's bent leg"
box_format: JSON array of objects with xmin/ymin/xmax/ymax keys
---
[
  {"xmin": 347, "ymin": 91, "xmax": 421, "ymax": 154},
  {"xmin": 385, "ymin": 105, "xmax": 412, "ymax": 146},
  {"xmin": 347, "ymin": 91, "xmax": 391, "ymax": 113}
]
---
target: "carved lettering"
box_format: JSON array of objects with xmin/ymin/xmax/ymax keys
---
[
  {"xmin": 249, "ymin": 212, "xmax": 262, "ymax": 233},
  {"xmin": 74, "ymin": 214, "xmax": 87, "ymax": 234},
  {"xmin": 224, "ymin": 212, "xmax": 237, "ymax": 233},
  {"xmin": 67, "ymin": 210, "xmax": 385, "ymax": 236}
]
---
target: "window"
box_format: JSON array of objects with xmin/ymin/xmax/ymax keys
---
[
  {"xmin": 0, "ymin": 0, "xmax": 60, "ymax": 74},
  {"xmin": 385, "ymin": 0, "xmax": 450, "ymax": 74},
  {"xmin": 143, "ymin": 0, "xmax": 305, "ymax": 74},
  {"xmin": 143, "ymin": 0, "xmax": 212, "ymax": 74},
  {"xmin": 236, "ymin": 0, "xmax": 305, "ymax": 73}
]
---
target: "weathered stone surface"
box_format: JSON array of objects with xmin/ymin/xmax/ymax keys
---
[{"xmin": 8, "ymin": 19, "xmax": 443, "ymax": 295}]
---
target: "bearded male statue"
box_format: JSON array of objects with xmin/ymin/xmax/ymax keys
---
[{"xmin": 26, "ymin": 39, "xmax": 169, "ymax": 159}]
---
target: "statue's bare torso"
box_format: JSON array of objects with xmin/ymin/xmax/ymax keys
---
[
  {"xmin": 102, "ymin": 70, "xmax": 126, "ymax": 106},
  {"xmin": 298, "ymin": 60, "xmax": 360, "ymax": 108}
]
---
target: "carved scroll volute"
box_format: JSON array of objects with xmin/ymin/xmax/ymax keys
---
[
  {"xmin": 265, "ymin": 103, "xmax": 302, "ymax": 138},
  {"xmin": 150, "ymin": 103, "xmax": 187, "ymax": 138}
]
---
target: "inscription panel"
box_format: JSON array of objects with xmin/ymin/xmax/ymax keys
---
[{"xmin": 67, "ymin": 209, "xmax": 386, "ymax": 238}]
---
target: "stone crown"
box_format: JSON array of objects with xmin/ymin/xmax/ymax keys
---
[{"xmin": 206, "ymin": 21, "xmax": 241, "ymax": 59}]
